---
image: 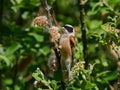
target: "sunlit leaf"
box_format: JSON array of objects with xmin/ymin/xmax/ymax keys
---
[
  {"xmin": 0, "ymin": 55, "xmax": 10, "ymax": 66},
  {"xmin": 85, "ymin": 81, "xmax": 96, "ymax": 89},
  {"xmin": 32, "ymin": 73, "xmax": 42, "ymax": 81},
  {"xmin": 4, "ymin": 78, "xmax": 13, "ymax": 85},
  {"xmin": 22, "ymin": 11, "xmax": 30, "ymax": 19},
  {"xmin": 28, "ymin": 33, "xmax": 44, "ymax": 42}
]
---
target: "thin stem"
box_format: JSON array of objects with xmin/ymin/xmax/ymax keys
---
[
  {"xmin": 41, "ymin": 0, "xmax": 66, "ymax": 89},
  {"xmin": 44, "ymin": 0, "xmax": 52, "ymax": 27}
]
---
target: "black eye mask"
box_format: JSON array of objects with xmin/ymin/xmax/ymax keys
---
[{"xmin": 64, "ymin": 26, "xmax": 73, "ymax": 33}]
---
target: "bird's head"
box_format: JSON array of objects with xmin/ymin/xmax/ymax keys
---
[{"xmin": 63, "ymin": 24, "xmax": 75, "ymax": 36}]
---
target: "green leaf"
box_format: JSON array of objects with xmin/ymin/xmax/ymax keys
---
[
  {"xmin": 39, "ymin": 46, "xmax": 50, "ymax": 56},
  {"xmin": 4, "ymin": 78, "xmax": 13, "ymax": 85},
  {"xmin": 85, "ymin": 81, "xmax": 96, "ymax": 89},
  {"xmin": 32, "ymin": 73, "xmax": 42, "ymax": 81},
  {"xmin": 11, "ymin": 4, "xmax": 24, "ymax": 13},
  {"xmin": 22, "ymin": 11, "xmax": 30, "ymax": 19},
  {"xmin": 5, "ymin": 43, "xmax": 22, "ymax": 57},
  {"xmin": 0, "ymin": 55, "xmax": 10, "ymax": 66},
  {"xmin": 103, "ymin": 71, "xmax": 117, "ymax": 82},
  {"xmin": 50, "ymin": 80, "xmax": 58, "ymax": 89},
  {"xmin": 108, "ymin": 0, "xmax": 120, "ymax": 7},
  {"xmin": 96, "ymin": 71, "xmax": 109, "ymax": 77},
  {"xmin": 32, "ymin": 68, "xmax": 45, "ymax": 81},
  {"xmin": 28, "ymin": 33, "xmax": 44, "ymax": 42}
]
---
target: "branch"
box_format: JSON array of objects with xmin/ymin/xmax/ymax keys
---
[
  {"xmin": 40, "ymin": 0, "xmax": 52, "ymax": 27},
  {"xmin": 40, "ymin": 0, "xmax": 65, "ymax": 89},
  {"xmin": 41, "ymin": 0, "xmax": 60, "ymax": 28},
  {"xmin": 78, "ymin": 0, "xmax": 88, "ymax": 69}
]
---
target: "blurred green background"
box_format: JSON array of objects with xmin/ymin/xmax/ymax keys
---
[{"xmin": 0, "ymin": 0, "xmax": 120, "ymax": 90}]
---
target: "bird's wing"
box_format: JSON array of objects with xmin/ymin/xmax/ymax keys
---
[
  {"xmin": 69, "ymin": 36, "xmax": 76, "ymax": 66},
  {"xmin": 69, "ymin": 36, "xmax": 76, "ymax": 48}
]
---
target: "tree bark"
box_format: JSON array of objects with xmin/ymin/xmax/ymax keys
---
[{"xmin": 78, "ymin": 0, "xmax": 88, "ymax": 69}]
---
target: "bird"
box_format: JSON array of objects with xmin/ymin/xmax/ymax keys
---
[{"xmin": 59, "ymin": 24, "xmax": 76, "ymax": 80}]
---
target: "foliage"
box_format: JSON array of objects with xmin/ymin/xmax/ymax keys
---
[{"xmin": 0, "ymin": 0, "xmax": 120, "ymax": 90}]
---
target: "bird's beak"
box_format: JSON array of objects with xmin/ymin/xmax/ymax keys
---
[
  {"xmin": 62, "ymin": 27, "xmax": 65, "ymax": 31},
  {"xmin": 60, "ymin": 27, "xmax": 65, "ymax": 33},
  {"xmin": 62, "ymin": 27, "xmax": 65, "ymax": 29}
]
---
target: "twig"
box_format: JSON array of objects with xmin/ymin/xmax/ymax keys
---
[
  {"xmin": 41, "ymin": 0, "xmax": 65, "ymax": 89},
  {"xmin": 78, "ymin": 0, "xmax": 88, "ymax": 69},
  {"xmin": 44, "ymin": 0, "xmax": 52, "ymax": 27}
]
